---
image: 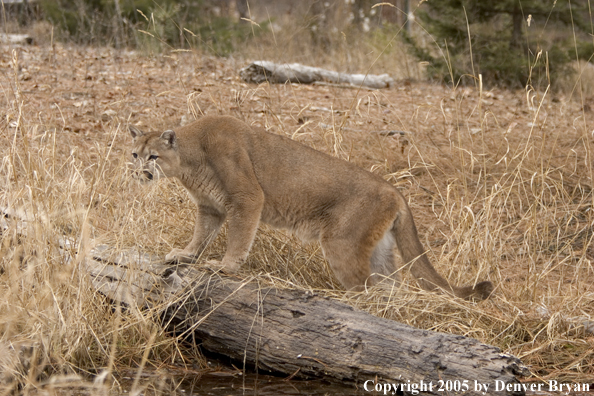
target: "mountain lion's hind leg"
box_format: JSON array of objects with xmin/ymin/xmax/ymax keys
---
[
  {"xmin": 321, "ymin": 236, "xmax": 374, "ymax": 291},
  {"xmin": 320, "ymin": 217, "xmax": 393, "ymax": 291},
  {"xmin": 369, "ymin": 230, "xmax": 401, "ymax": 288}
]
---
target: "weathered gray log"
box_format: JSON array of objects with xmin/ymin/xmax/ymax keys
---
[
  {"xmin": 86, "ymin": 245, "xmax": 529, "ymax": 395},
  {"xmin": 240, "ymin": 61, "xmax": 394, "ymax": 89},
  {"xmin": 0, "ymin": 33, "xmax": 33, "ymax": 45}
]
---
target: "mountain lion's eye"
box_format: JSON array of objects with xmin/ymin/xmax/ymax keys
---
[
  {"xmin": 132, "ymin": 153, "xmax": 138, "ymax": 159},
  {"xmin": 148, "ymin": 155, "xmax": 159, "ymax": 161}
]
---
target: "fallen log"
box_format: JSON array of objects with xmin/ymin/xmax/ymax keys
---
[
  {"xmin": 0, "ymin": 33, "xmax": 34, "ymax": 45},
  {"xmin": 239, "ymin": 61, "xmax": 394, "ymax": 89},
  {"xmin": 86, "ymin": 246, "xmax": 529, "ymax": 396}
]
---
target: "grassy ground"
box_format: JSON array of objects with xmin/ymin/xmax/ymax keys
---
[{"xmin": 1, "ymin": 39, "xmax": 593, "ymax": 393}]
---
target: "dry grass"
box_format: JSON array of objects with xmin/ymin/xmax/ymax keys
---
[
  {"xmin": 237, "ymin": 10, "xmax": 424, "ymax": 81},
  {"xmin": 1, "ymin": 23, "xmax": 593, "ymax": 394},
  {"xmin": 0, "ymin": 47, "xmax": 205, "ymax": 393}
]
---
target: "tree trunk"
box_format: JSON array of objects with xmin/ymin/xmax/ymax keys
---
[
  {"xmin": 510, "ymin": 4, "xmax": 524, "ymax": 50},
  {"xmin": 86, "ymin": 246, "xmax": 529, "ymax": 396},
  {"xmin": 235, "ymin": 0, "xmax": 248, "ymax": 23}
]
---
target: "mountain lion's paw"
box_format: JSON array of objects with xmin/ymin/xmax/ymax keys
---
[
  {"xmin": 205, "ymin": 259, "xmax": 240, "ymax": 274},
  {"xmin": 165, "ymin": 248, "xmax": 196, "ymax": 263}
]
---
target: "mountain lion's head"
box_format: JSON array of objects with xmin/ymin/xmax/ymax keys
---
[{"xmin": 129, "ymin": 126, "xmax": 180, "ymax": 182}]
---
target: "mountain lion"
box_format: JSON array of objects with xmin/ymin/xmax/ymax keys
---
[{"xmin": 129, "ymin": 115, "xmax": 493, "ymax": 299}]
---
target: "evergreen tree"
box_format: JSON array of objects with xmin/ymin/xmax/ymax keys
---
[{"xmin": 404, "ymin": 0, "xmax": 594, "ymax": 88}]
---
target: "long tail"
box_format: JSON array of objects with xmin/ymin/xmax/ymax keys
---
[{"xmin": 392, "ymin": 206, "xmax": 493, "ymax": 300}]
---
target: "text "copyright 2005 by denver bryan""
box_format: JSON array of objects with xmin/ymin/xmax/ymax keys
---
[{"xmin": 363, "ymin": 379, "xmax": 591, "ymax": 395}]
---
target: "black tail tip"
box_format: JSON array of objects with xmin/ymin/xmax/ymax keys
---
[
  {"xmin": 457, "ymin": 280, "xmax": 494, "ymax": 300},
  {"xmin": 470, "ymin": 280, "xmax": 494, "ymax": 300}
]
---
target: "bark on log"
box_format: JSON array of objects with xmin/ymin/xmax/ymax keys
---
[
  {"xmin": 239, "ymin": 61, "xmax": 394, "ymax": 89},
  {"xmin": 86, "ymin": 246, "xmax": 529, "ymax": 396}
]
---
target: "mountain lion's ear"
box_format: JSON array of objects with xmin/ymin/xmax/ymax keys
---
[
  {"xmin": 160, "ymin": 130, "xmax": 177, "ymax": 147},
  {"xmin": 129, "ymin": 125, "xmax": 144, "ymax": 139}
]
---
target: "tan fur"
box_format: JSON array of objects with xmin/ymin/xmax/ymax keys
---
[{"xmin": 129, "ymin": 115, "xmax": 493, "ymax": 300}]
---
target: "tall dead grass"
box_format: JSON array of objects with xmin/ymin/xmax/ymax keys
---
[
  {"xmin": 0, "ymin": 2, "xmax": 593, "ymax": 393},
  {"xmin": 230, "ymin": 77, "xmax": 594, "ymax": 382},
  {"xmin": 237, "ymin": 6, "xmax": 424, "ymax": 81},
  {"xmin": 0, "ymin": 49, "xmax": 204, "ymax": 394}
]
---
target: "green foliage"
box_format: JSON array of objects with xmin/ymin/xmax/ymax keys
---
[
  {"xmin": 407, "ymin": 0, "xmax": 594, "ymax": 88},
  {"xmin": 189, "ymin": 16, "xmax": 254, "ymax": 56},
  {"xmin": 38, "ymin": 0, "xmax": 252, "ymax": 55},
  {"xmin": 40, "ymin": 0, "xmax": 108, "ymax": 44}
]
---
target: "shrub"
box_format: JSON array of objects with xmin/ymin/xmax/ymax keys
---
[
  {"xmin": 405, "ymin": 0, "xmax": 594, "ymax": 88},
  {"xmin": 38, "ymin": 0, "xmax": 251, "ymax": 54}
]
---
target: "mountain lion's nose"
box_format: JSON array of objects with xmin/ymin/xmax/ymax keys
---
[{"xmin": 143, "ymin": 170, "xmax": 154, "ymax": 181}]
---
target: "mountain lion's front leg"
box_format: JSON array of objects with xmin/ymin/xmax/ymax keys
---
[
  {"xmin": 166, "ymin": 204, "xmax": 225, "ymax": 262},
  {"xmin": 218, "ymin": 195, "xmax": 264, "ymax": 272}
]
